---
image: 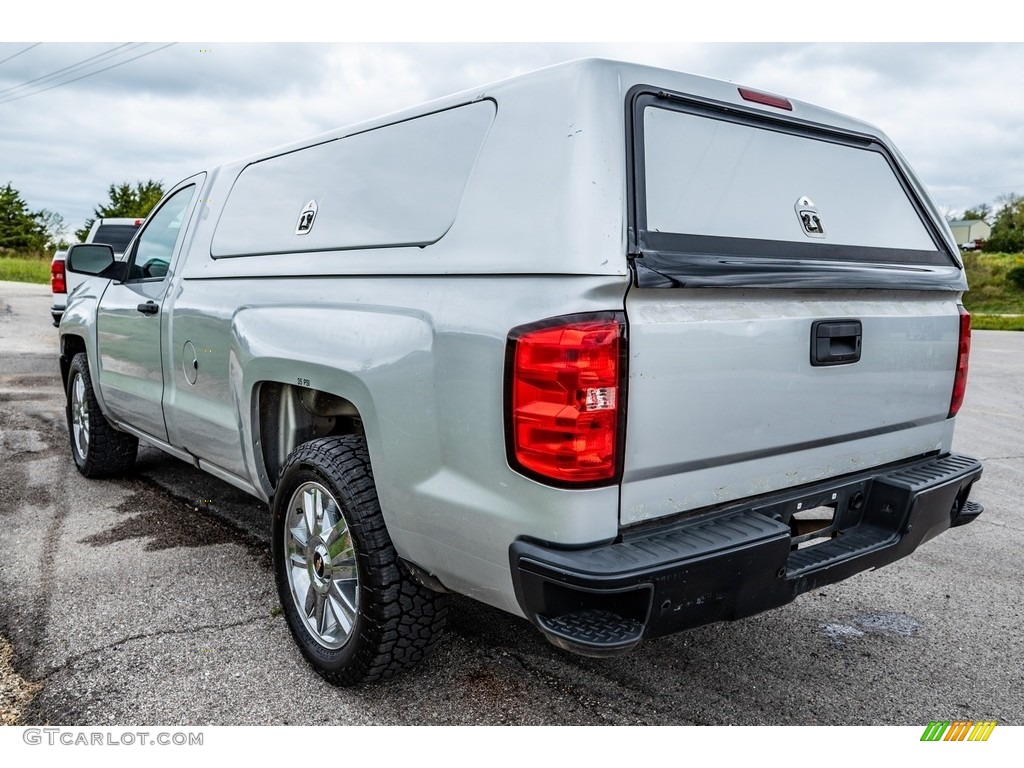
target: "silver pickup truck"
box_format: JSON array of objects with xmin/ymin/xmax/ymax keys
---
[{"xmin": 59, "ymin": 59, "xmax": 983, "ymax": 686}]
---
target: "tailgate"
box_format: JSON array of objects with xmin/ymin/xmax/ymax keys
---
[
  {"xmin": 621, "ymin": 88, "xmax": 966, "ymax": 526},
  {"xmin": 620, "ymin": 289, "xmax": 961, "ymax": 525}
]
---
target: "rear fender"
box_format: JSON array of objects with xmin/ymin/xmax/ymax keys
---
[{"xmin": 231, "ymin": 304, "xmax": 438, "ymax": 542}]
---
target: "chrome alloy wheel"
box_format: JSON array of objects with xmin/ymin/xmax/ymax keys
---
[
  {"xmin": 70, "ymin": 372, "xmax": 90, "ymax": 460},
  {"xmin": 283, "ymin": 481, "xmax": 360, "ymax": 650}
]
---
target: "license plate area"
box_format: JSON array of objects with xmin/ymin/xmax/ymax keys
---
[
  {"xmin": 790, "ymin": 504, "xmax": 838, "ymax": 548},
  {"xmin": 752, "ymin": 479, "xmax": 871, "ymax": 551}
]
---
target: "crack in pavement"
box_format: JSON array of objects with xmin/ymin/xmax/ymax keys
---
[
  {"xmin": 39, "ymin": 614, "xmax": 273, "ymax": 682},
  {"xmin": 971, "ymin": 517, "xmax": 1024, "ymax": 533},
  {"xmin": 0, "ymin": 408, "xmax": 60, "ymax": 661},
  {"xmin": 499, "ymin": 647, "xmax": 685, "ymax": 725}
]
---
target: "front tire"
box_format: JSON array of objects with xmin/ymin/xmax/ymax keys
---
[
  {"xmin": 272, "ymin": 435, "xmax": 448, "ymax": 685},
  {"xmin": 66, "ymin": 352, "xmax": 138, "ymax": 477}
]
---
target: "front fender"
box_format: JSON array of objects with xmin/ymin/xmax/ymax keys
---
[{"xmin": 59, "ymin": 277, "xmax": 112, "ymax": 416}]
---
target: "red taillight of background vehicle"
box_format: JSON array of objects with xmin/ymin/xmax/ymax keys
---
[
  {"xmin": 51, "ymin": 259, "xmax": 66, "ymax": 294},
  {"xmin": 949, "ymin": 306, "xmax": 971, "ymax": 418},
  {"xmin": 506, "ymin": 313, "xmax": 626, "ymax": 486}
]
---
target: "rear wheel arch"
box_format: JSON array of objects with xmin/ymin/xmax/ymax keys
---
[{"xmin": 254, "ymin": 380, "xmax": 367, "ymax": 493}]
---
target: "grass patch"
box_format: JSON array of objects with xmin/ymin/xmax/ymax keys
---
[
  {"xmin": 971, "ymin": 314, "xmax": 1024, "ymax": 331},
  {"xmin": 962, "ymin": 252, "xmax": 1024, "ymax": 316},
  {"xmin": 0, "ymin": 637, "xmax": 42, "ymax": 725},
  {"xmin": 0, "ymin": 256, "xmax": 50, "ymax": 284}
]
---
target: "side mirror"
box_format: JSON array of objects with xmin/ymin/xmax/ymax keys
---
[
  {"xmin": 65, "ymin": 243, "xmax": 127, "ymax": 281},
  {"xmin": 66, "ymin": 243, "xmax": 115, "ymax": 275}
]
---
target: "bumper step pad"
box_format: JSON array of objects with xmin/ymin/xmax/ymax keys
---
[
  {"xmin": 536, "ymin": 610, "xmax": 644, "ymax": 656},
  {"xmin": 953, "ymin": 499, "xmax": 984, "ymax": 527},
  {"xmin": 786, "ymin": 524, "xmax": 894, "ymax": 577}
]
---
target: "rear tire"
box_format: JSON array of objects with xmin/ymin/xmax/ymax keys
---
[
  {"xmin": 272, "ymin": 435, "xmax": 448, "ymax": 685},
  {"xmin": 66, "ymin": 352, "xmax": 138, "ymax": 477}
]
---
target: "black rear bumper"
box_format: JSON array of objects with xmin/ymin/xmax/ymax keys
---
[{"xmin": 510, "ymin": 453, "xmax": 983, "ymax": 656}]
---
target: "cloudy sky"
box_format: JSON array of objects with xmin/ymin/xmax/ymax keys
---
[{"xmin": 2, "ymin": 37, "xmax": 1022, "ymax": 239}]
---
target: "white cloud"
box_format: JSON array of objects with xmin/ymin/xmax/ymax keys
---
[{"xmin": 1, "ymin": 42, "xmax": 1021, "ymax": 231}]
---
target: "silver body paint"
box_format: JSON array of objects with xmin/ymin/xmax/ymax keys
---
[{"xmin": 60, "ymin": 59, "xmax": 967, "ymax": 618}]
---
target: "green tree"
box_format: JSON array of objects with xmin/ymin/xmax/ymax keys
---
[
  {"xmin": 961, "ymin": 203, "xmax": 992, "ymax": 223},
  {"xmin": 75, "ymin": 180, "xmax": 165, "ymax": 241},
  {"xmin": 984, "ymin": 194, "xmax": 1024, "ymax": 253},
  {"xmin": 0, "ymin": 182, "xmax": 48, "ymax": 253}
]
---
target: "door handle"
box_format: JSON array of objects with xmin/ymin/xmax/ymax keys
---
[
  {"xmin": 811, "ymin": 319, "xmax": 861, "ymax": 366},
  {"xmin": 137, "ymin": 301, "xmax": 159, "ymax": 315}
]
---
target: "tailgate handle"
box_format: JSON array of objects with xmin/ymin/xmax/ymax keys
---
[{"xmin": 811, "ymin": 320, "xmax": 861, "ymax": 366}]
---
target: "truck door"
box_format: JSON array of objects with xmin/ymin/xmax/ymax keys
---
[{"xmin": 95, "ymin": 183, "xmax": 199, "ymax": 442}]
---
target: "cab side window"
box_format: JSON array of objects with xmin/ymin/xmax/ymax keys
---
[{"xmin": 126, "ymin": 185, "xmax": 196, "ymax": 281}]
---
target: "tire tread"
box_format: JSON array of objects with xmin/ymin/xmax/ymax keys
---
[
  {"xmin": 66, "ymin": 353, "xmax": 138, "ymax": 478},
  {"xmin": 273, "ymin": 435, "xmax": 448, "ymax": 686}
]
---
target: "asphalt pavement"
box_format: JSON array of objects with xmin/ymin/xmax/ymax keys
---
[{"xmin": 1, "ymin": 280, "xmax": 1021, "ymax": 725}]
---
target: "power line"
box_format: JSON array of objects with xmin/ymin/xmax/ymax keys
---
[
  {"xmin": 0, "ymin": 43, "xmax": 143, "ymax": 97},
  {"xmin": 0, "ymin": 43, "xmax": 176, "ymax": 105},
  {"xmin": 0, "ymin": 43, "xmax": 40, "ymax": 67}
]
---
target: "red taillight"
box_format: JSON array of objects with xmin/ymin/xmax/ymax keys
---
[
  {"xmin": 506, "ymin": 313, "xmax": 625, "ymax": 486},
  {"xmin": 738, "ymin": 87, "xmax": 793, "ymax": 111},
  {"xmin": 51, "ymin": 259, "xmax": 66, "ymax": 294},
  {"xmin": 948, "ymin": 306, "xmax": 971, "ymax": 418}
]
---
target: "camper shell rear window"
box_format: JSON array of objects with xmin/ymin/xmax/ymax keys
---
[{"xmin": 630, "ymin": 90, "xmax": 955, "ymax": 270}]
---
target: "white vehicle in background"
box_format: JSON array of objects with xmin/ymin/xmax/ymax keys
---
[{"xmin": 50, "ymin": 217, "xmax": 142, "ymax": 325}]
